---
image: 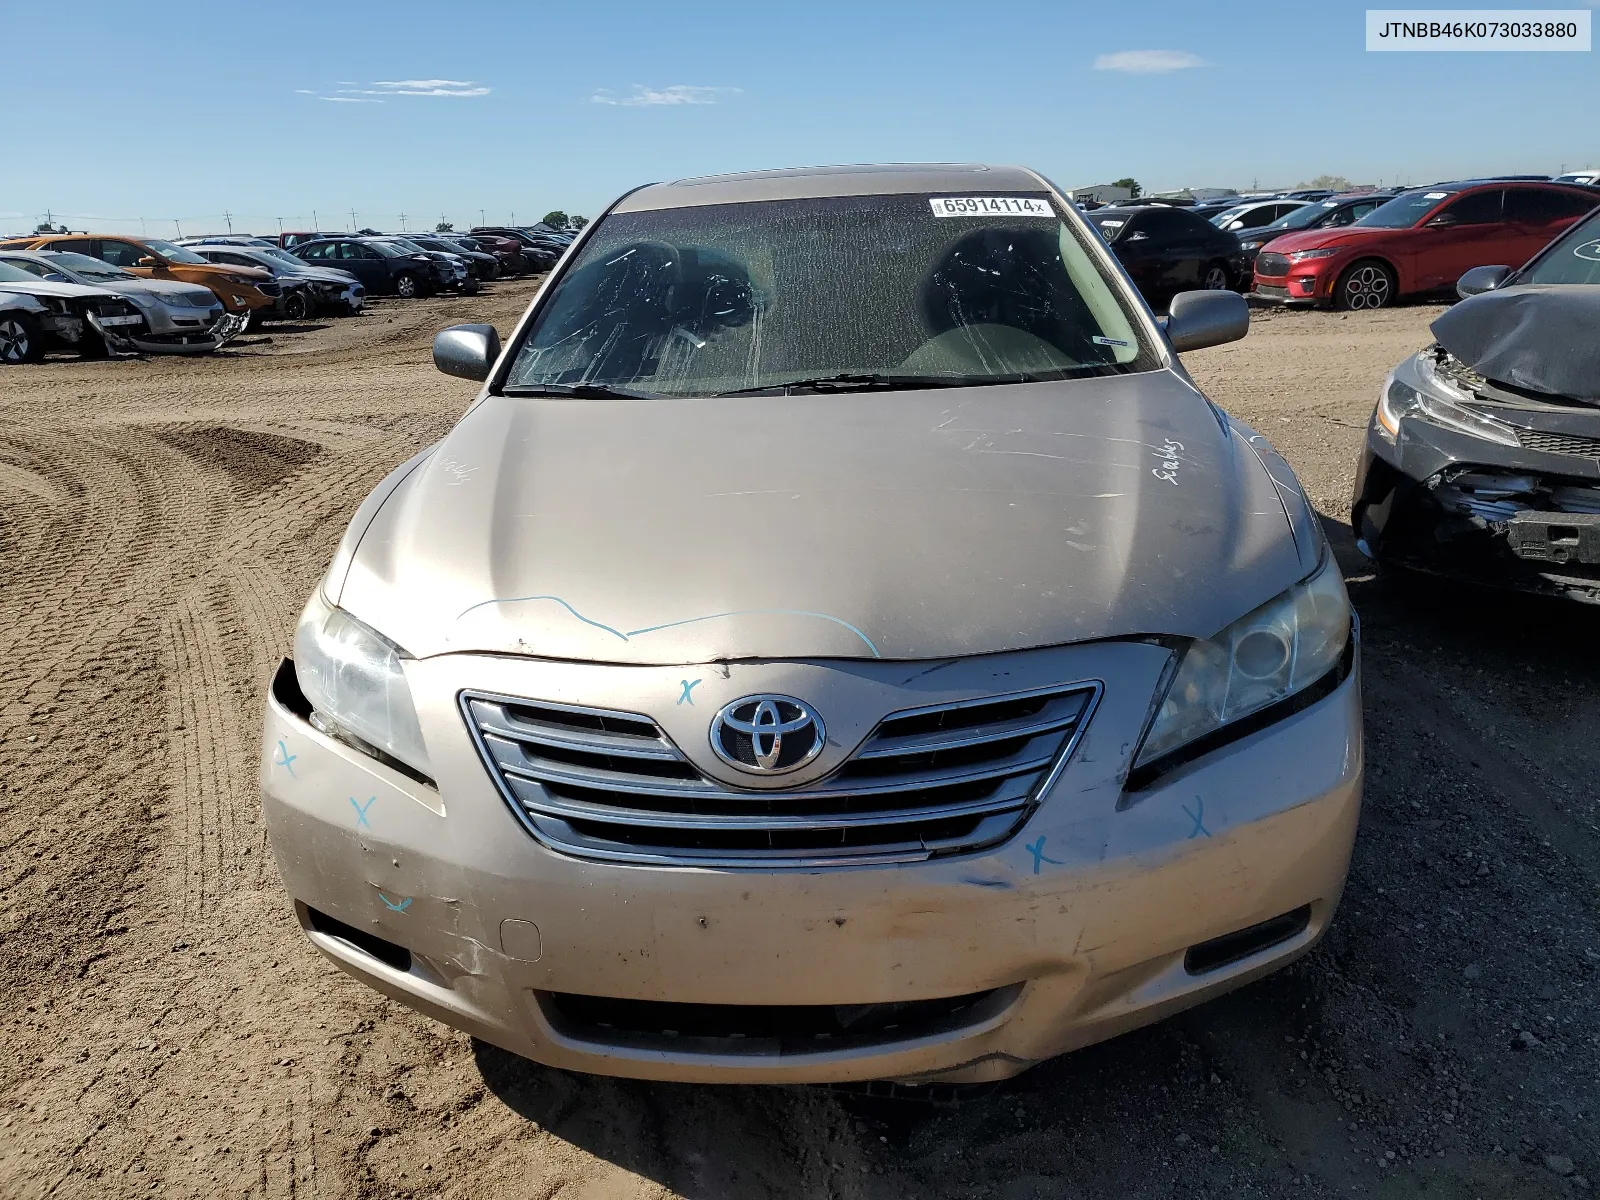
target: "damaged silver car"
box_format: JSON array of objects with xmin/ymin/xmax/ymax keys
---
[
  {"xmin": 0, "ymin": 250, "xmax": 242, "ymax": 354},
  {"xmin": 0, "ymin": 259, "xmax": 147, "ymax": 360},
  {"xmin": 261, "ymin": 164, "xmax": 1362, "ymax": 1086},
  {"xmin": 1353, "ymin": 201, "xmax": 1600, "ymax": 601}
]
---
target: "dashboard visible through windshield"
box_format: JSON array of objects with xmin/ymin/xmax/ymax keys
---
[{"xmin": 503, "ymin": 193, "xmax": 1155, "ymax": 398}]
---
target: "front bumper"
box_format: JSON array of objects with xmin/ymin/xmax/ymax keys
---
[
  {"xmin": 1353, "ymin": 414, "xmax": 1600, "ymax": 602},
  {"xmin": 261, "ymin": 638, "xmax": 1362, "ymax": 1085}
]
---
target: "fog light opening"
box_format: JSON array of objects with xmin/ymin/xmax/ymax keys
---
[{"xmin": 1184, "ymin": 906, "xmax": 1311, "ymax": 975}]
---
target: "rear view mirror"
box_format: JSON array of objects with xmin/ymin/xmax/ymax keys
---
[
  {"xmin": 433, "ymin": 323, "xmax": 501, "ymax": 382},
  {"xmin": 1456, "ymin": 264, "xmax": 1511, "ymax": 299},
  {"xmin": 1165, "ymin": 290, "xmax": 1249, "ymax": 353}
]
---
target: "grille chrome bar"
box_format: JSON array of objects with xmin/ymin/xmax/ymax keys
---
[{"xmin": 462, "ymin": 681, "xmax": 1101, "ymax": 869}]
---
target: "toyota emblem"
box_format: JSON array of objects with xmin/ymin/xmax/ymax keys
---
[{"xmin": 709, "ymin": 694, "xmax": 825, "ymax": 774}]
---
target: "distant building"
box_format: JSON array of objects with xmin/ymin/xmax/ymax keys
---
[
  {"xmin": 1149, "ymin": 187, "xmax": 1238, "ymax": 202},
  {"xmin": 1067, "ymin": 183, "xmax": 1133, "ymax": 205}
]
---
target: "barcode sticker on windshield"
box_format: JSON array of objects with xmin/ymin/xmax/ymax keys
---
[{"xmin": 929, "ymin": 197, "xmax": 1056, "ymax": 218}]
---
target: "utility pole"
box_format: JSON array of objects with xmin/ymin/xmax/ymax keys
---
[
  {"xmin": 276, "ymin": 217, "xmax": 284, "ymax": 235},
  {"xmin": 479, "ymin": 208, "xmax": 486, "ymax": 228},
  {"xmin": 510, "ymin": 211, "xmax": 516, "ymax": 227},
  {"xmin": 350, "ymin": 208, "xmax": 357, "ymax": 232},
  {"xmin": 174, "ymin": 219, "xmax": 183, "ymax": 237},
  {"xmin": 312, "ymin": 209, "xmax": 319, "ymax": 230},
  {"xmin": 223, "ymin": 210, "xmax": 233, "ymax": 234},
  {"xmin": 399, "ymin": 211, "xmax": 408, "ymax": 231},
  {"xmin": 140, "ymin": 217, "xmax": 147, "ymax": 236}
]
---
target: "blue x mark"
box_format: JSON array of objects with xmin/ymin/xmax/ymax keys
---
[
  {"xmin": 350, "ymin": 796, "xmax": 375, "ymax": 828},
  {"xmin": 677, "ymin": 678, "xmax": 701, "ymax": 706},
  {"xmin": 378, "ymin": 893, "xmax": 412, "ymax": 913},
  {"xmin": 1025, "ymin": 835, "xmax": 1065, "ymax": 875},
  {"xmin": 1183, "ymin": 796, "xmax": 1211, "ymax": 839},
  {"xmin": 274, "ymin": 739, "xmax": 297, "ymax": 778}
]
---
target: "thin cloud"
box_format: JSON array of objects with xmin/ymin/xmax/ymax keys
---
[
  {"xmin": 359, "ymin": 79, "xmax": 490, "ymax": 97},
  {"xmin": 1093, "ymin": 49, "xmax": 1204, "ymax": 74},
  {"xmin": 592, "ymin": 84, "xmax": 739, "ymax": 107},
  {"xmin": 300, "ymin": 78, "xmax": 491, "ymax": 100}
]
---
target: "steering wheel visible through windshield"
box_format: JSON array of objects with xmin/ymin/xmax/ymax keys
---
[{"xmin": 503, "ymin": 193, "xmax": 1154, "ymax": 397}]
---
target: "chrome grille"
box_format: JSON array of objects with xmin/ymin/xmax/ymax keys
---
[
  {"xmin": 1514, "ymin": 427, "xmax": 1600, "ymax": 459},
  {"xmin": 1254, "ymin": 252, "xmax": 1291, "ymax": 278},
  {"xmin": 462, "ymin": 683, "xmax": 1100, "ymax": 868}
]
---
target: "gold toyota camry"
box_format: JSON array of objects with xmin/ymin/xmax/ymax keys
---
[{"xmin": 260, "ymin": 163, "xmax": 1362, "ymax": 1086}]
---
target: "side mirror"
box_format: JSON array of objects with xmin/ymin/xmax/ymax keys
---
[
  {"xmin": 433, "ymin": 323, "xmax": 501, "ymax": 382},
  {"xmin": 1425, "ymin": 213, "xmax": 1459, "ymax": 228},
  {"xmin": 137, "ymin": 256, "xmax": 161, "ymax": 268},
  {"xmin": 1165, "ymin": 290, "xmax": 1249, "ymax": 353},
  {"xmin": 1456, "ymin": 264, "xmax": 1511, "ymax": 299}
]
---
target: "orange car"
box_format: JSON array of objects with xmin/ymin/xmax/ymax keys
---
[{"xmin": 0, "ymin": 234, "xmax": 279, "ymax": 323}]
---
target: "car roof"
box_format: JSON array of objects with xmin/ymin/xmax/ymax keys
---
[{"xmin": 614, "ymin": 163, "xmax": 1049, "ymax": 212}]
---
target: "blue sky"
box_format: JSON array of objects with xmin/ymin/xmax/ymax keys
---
[{"xmin": 5, "ymin": 0, "xmax": 1596, "ymax": 236}]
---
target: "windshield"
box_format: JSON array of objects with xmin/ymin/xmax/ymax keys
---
[
  {"xmin": 1519, "ymin": 209, "xmax": 1600, "ymax": 285},
  {"xmin": 41, "ymin": 253, "xmax": 132, "ymax": 281},
  {"xmin": 380, "ymin": 238, "xmax": 428, "ymax": 254},
  {"xmin": 368, "ymin": 241, "xmax": 407, "ymax": 258},
  {"xmin": 1209, "ymin": 206, "xmax": 1250, "ymax": 227},
  {"xmin": 140, "ymin": 238, "xmax": 211, "ymax": 265},
  {"xmin": 1267, "ymin": 201, "xmax": 1343, "ymax": 232},
  {"xmin": 503, "ymin": 193, "xmax": 1153, "ymax": 398},
  {"xmin": 1085, "ymin": 212, "xmax": 1132, "ymax": 241},
  {"xmin": 1357, "ymin": 189, "xmax": 1455, "ymax": 228},
  {"xmin": 260, "ymin": 247, "xmax": 311, "ymax": 268}
]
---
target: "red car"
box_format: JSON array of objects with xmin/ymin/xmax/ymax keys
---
[{"xmin": 1251, "ymin": 179, "xmax": 1599, "ymax": 310}]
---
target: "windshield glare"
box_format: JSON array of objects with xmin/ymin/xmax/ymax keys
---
[
  {"xmin": 141, "ymin": 238, "xmax": 210, "ymax": 265},
  {"xmin": 1520, "ymin": 209, "xmax": 1600, "ymax": 285},
  {"xmin": 504, "ymin": 193, "xmax": 1152, "ymax": 398},
  {"xmin": 1357, "ymin": 190, "xmax": 1454, "ymax": 228}
]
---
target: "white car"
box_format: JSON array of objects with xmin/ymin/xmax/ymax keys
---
[{"xmin": 1210, "ymin": 200, "xmax": 1310, "ymax": 234}]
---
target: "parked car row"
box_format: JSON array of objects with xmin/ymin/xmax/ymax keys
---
[
  {"xmin": 1084, "ymin": 176, "xmax": 1599, "ymax": 312},
  {"xmin": 0, "ymin": 221, "xmax": 576, "ymax": 362}
]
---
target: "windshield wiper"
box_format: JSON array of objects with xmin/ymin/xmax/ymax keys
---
[
  {"xmin": 500, "ymin": 382, "xmax": 658, "ymax": 400},
  {"xmin": 716, "ymin": 368, "xmax": 1130, "ymax": 396},
  {"xmin": 715, "ymin": 372, "xmax": 1046, "ymax": 396}
]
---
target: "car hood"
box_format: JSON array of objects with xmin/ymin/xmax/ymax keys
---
[
  {"xmin": 0, "ymin": 279, "xmax": 116, "ymax": 302},
  {"xmin": 173, "ymin": 262, "xmax": 271, "ymax": 282},
  {"xmin": 1261, "ymin": 227, "xmax": 1394, "ymax": 255},
  {"xmin": 102, "ymin": 278, "xmax": 217, "ymax": 303},
  {"xmin": 289, "ymin": 265, "xmax": 360, "ymax": 284},
  {"xmin": 1432, "ymin": 284, "xmax": 1600, "ymax": 403},
  {"xmin": 336, "ymin": 372, "xmax": 1317, "ymax": 663}
]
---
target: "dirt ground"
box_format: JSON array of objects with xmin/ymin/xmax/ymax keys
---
[{"xmin": 1, "ymin": 281, "xmax": 1596, "ymax": 1200}]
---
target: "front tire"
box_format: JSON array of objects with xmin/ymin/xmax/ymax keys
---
[
  {"xmin": 1201, "ymin": 260, "xmax": 1231, "ymax": 291},
  {"xmin": 0, "ymin": 313, "xmax": 43, "ymax": 364},
  {"xmin": 394, "ymin": 272, "xmax": 419, "ymax": 299},
  {"xmin": 1334, "ymin": 260, "xmax": 1396, "ymax": 311},
  {"xmin": 282, "ymin": 291, "xmax": 313, "ymax": 321}
]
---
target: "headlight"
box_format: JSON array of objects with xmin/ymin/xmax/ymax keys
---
[
  {"xmin": 1288, "ymin": 248, "xmax": 1337, "ymax": 263},
  {"xmin": 294, "ymin": 589, "xmax": 432, "ymax": 778},
  {"xmin": 1132, "ymin": 553, "xmax": 1351, "ymax": 779},
  {"xmin": 1375, "ymin": 361, "xmax": 1519, "ymax": 446},
  {"xmin": 1241, "ymin": 240, "xmax": 1264, "ymax": 251}
]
